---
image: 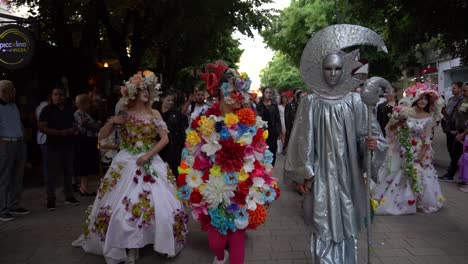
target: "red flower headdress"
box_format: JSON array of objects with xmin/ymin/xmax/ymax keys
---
[{"xmin": 199, "ymin": 60, "xmax": 228, "ymax": 97}]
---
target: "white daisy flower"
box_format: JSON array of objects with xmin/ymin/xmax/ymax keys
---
[
  {"xmin": 201, "ymin": 133, "xmax": 221, "ymax": 156},
  {"xmin": 243, "ymin": 156, "xmax": 255, "ymax": 173},
  {"xmin": 201, "ymin": 176, "xmax": 235, "ymax": 208},
  {"xmin": 246, "ymin": 187, "xmax": 264, "ymax": 210},
  {"xmin": 186, "ymin": 170, "xmax": 203, "ymax": 188},
  {"xmin": 256, "ymin": 116, "xmax": 268, "ymax": 128}
]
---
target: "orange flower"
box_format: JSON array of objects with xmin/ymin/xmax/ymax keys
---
[
  {"xmin": 247, "ymin": 204, "xmax": 267, "ymax": 229},
  {"xmin": 236, "ymin": 108, "xmax": 256, "ymax": 126}
]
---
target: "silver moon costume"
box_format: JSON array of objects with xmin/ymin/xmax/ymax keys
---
[{"xmin": 284, "ymin": 24, "xmax": 389, "ymax": 263}]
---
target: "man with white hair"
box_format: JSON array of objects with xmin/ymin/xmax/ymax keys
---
[{"xmin": 0, "ymin": 80, "xmax": 29, "ymax": 222}]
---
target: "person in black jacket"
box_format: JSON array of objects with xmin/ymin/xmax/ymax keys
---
[
  {"xmin": 256, "ymin": 87, "xmax": 281, "ymax": 165},
  {"xmin": 157, "ymin": 90, "xmax": 188, "ymax": 176},
  {"xmin": 376, "ymin": 93, "xmax": 396, "ymax": 138},
  {"xmin": 284, "ymin": 89, "xmax": 305, "ymax": 153}
]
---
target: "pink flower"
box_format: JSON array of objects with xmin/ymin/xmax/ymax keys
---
[{"xmin": 130, "ymin": 74, "xmax": 144, "ymax": 84}]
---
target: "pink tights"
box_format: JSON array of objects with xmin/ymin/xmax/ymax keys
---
[{"xmin": 208, "ymin": 228, "xmax": 246, "ymax": 264}]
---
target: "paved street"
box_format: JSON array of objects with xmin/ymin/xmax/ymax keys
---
[{"xmin": 1, "ymin": 127, "xmax": 468, "ymax": 264}]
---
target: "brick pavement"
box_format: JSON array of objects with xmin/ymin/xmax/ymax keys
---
[{"xmin": 1, "ymin": 128, "xmax": 468, "ymax": 264}]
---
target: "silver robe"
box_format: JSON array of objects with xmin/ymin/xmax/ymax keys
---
[{"xmin": 284, "ymin": 92, "xmax": 387, "ymax": 263}]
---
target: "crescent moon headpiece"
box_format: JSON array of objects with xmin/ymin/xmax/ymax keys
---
[{"xmin": 300, "ymin": 24, "xmax": 388, "ymax": 99}]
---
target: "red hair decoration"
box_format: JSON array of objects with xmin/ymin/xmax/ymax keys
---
[{"xmin": 199, "ymin": 60, "xmax": 228, "ymax": 97}]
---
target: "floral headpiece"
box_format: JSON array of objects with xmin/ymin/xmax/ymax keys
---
[
  {"xmin": 399, "ymin": 82, "xmax": 444, "ymax": 122},
  {"xmin": 199, "ymin": 60, "xmax": 251, "ymax": 104},
  {"xmin": 120, "ymin": 71, "xmax": 161, "ymax": 105}
]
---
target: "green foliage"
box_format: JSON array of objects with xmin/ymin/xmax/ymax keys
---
[
  {"xmin": 260, "ymin": 52, "xmax": 305, "ymax": 92},
  {"xmin": 261, "ymin": 0, "xmax": 468, "ymax": 83},
  {"xmin": 350, "ymin": 0, "xmax": 468, "ymax": 64},
  {"xmin": 261, "ymin": 0, "xmax": 335, "ymax": 66},
  {"xmin": 12, "ymin": 0, "xmax": 271, "ymax": 90}
]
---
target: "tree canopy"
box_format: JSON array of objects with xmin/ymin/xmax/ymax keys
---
[
  {"xmin": 12, "ymin": 0, "xmax": 273, "ymax": 93},
  {"xmin": 260, "ymin": 0, "xmax": 468, "ymax": 84},
  {"xmin": 259, "ymin": 52, "xmax": 305, "ymax": 92}
]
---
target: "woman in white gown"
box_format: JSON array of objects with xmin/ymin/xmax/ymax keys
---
[
  {"xmin": 72, "ymin": 72, "xmax": 187, "ymax": 264},
  {"xmin": 372, "ymin": 82, "xmax": 445, "ymax": 215}
]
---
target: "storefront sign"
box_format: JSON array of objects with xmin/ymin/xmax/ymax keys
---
[{"xmin": 0, "ymin": 25, "xmax": 35, "ymax": 69}]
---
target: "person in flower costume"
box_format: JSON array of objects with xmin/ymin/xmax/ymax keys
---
[
  {"xmin": 372, "ymin": 82, "xmax": 445, "ymax": 215},
  {"xmin": 72, "ymin": 71, "xmax": 187, "ymax": 264},
  {"xmin": 177, "ymin": 60, "xmax": 280, "ymax": 264}
]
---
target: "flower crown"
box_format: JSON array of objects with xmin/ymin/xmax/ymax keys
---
[
  {"xmin": 400, "ymin": 82, "xmax": 444, "ymax": 122},
  {"xmin": 199, "ymin": 60, "xmax": 251, "ymax": 102},
  {"xmin": 120, "ymin": 71, "xmax": 162, "ymax": 105}
]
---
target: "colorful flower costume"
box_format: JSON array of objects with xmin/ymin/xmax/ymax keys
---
[
  {"xmin": 177, "ymin": 105, "xmax": 279, "ymax": 235},
  {"xmin": 372, "ymin": 83, "xmax": 445, "ymax": 215},
  {"xmin": 73, "ymin": 115, "xmax": 187, "ymax": 263}
]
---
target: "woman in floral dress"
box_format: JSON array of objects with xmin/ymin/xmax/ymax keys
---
[
  {"xmin": 72, "ymin": 72, "xmax": 187, "ymax": 264},
  {"xmin": 177, "ymin": 61, "xmax": 280, "ymax": 264},
  {"xmin": 372, "ymin": 82, "xmax": 445, "ymax": 215}
]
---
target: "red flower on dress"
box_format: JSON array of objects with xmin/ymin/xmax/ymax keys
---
[
  {"xmin": 411, "ymin": 139, "xmax": 418, "ymax": 146},
  {"xmin": 191, "ymin": 115, "xmax": 202, "ymax": 130},
  {"xmin": 251, "ymin": 161, "xmax": 266, "ymax": 178},
  {"xmin": 143, "ymin": 174, "xmax": 155, "ymax": 183},
  {"xmin": 273, "ymin": 186, "xmax": 281, "ymax": 200},
  {"xmin": 177, "ymin": 174, "xmax": 187, "ymax": 187},
  {"xmin": 193, "ymin": 155, "xmax": 211, "ymax": 170},
  {"xmin": 252, "ymin": 128, "xmax": 267, "ymax": 153},
  {"xmin": 216, "ymin": 137, "xmax": 246, "ymax": 172},
  {"xmin": 233, "ymin": 178, "xmax": 252, "ymax": 205},
  {"xmin": 202, "ymin": 169, "xmax": 210, "ymax": 182},
  {"xmin": 205, "ymin": 102, "xmax": 221, "ymax": 117},
  {"xmin": 190, "ymin": 189, "xmax": 202, "ymax": 204}
]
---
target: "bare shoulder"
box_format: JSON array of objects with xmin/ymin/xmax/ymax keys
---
[{"xmin": 151, "ymin": 109, "xmax": 163, "ymax": 119}]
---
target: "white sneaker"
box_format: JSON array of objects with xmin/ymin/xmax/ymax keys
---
[
  {"xmin": 125, "ymin": 249, "xmax": 139, "ymax": 264},
  {"xmin": 212, "ymin": 250, "xmax": 229, "ymax": 264}
]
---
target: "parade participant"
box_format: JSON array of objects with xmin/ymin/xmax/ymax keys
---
[
  {"xmin": 72, "ymin": 72, "xmax": 187, "ymax": 264},
  {"xmin": 177, "ymin": 60, "xmax": 279, "ymax": 264},
  {"xmin": 372, "ymin": 82, "xmax": 445, "ymax": 215},
  {"xmin": 284, "ymin": 25, "xmax": 389, "ymax": 264},
  {"xmin": 74, "ymin": 94, "xmax": 101, "ymax": 196},
  {"xmin": 157, "ymin": 90, "xmax": 188, "ymax": 176},
  {"xmin": 256, "ymin": 87, "xmax": 281, "ymax": 165}
]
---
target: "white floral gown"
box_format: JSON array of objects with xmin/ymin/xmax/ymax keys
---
[
  {"xmin": 73, "ymin": 115, "xmax": 187, "ymax": 263},
  {"xmin": 372, "ymin": 117, "xmax": 444, "ymax": 215}
]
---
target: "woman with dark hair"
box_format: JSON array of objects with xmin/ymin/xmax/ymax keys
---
[
  {"xmin": 256, "ymin": 87, "xmax": 281, "ymax": 165},
  {"xmin": 157, "ymin": 90, "xmax": 188, "ymax": 176},
  {"xmin": 284, "ymin": 89, "xmax": 304, "ymax": 153},
  {"xmin": 372, "ymin": 83, "xmax": 445, "ymax": 215}
]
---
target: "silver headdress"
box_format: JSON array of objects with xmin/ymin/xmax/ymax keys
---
[{"xmin": 300, "ymin": 24, "xmax": 388, "ymax": 99}]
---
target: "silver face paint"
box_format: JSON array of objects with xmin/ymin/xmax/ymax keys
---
[{"xmin": 322, "ymin": 54, "xmax": 344, "ymax": 87}]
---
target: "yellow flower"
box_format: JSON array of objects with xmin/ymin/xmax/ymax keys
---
[
  {"xmin": 238, "ymin": 170, "xmax": 249, "ymax": 182},
  {"xmin": 380, "ymin": 197, "xmax": 386, "ymax": 205},
  {"xmin": 210, "ymin": 165, "xmax": 222, "ymax": 176},
  {"xmin": 200, "ymin": 117, "xmax": 216, "ymax": 137},
  {"xmin": 439, "ymin": 195, "xmax": 446, "ymax": 202},
  {"xmin": 198, "ymin": 116, "xmax": 207, "ymax": 128},
  {"xmin": 224, "ymin": 113, "xmax": 239, "ymax": 127},
  {"xmin": 186, "ymin": 130, "xmax": 201, "ymax": 146},
  {"xmin": 262, "ymin": 130, "xmax": 269, "ymax": 140},
  {"xmin": 371, "ymin": 198, "xmax": 379, "ymax": 213}
]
